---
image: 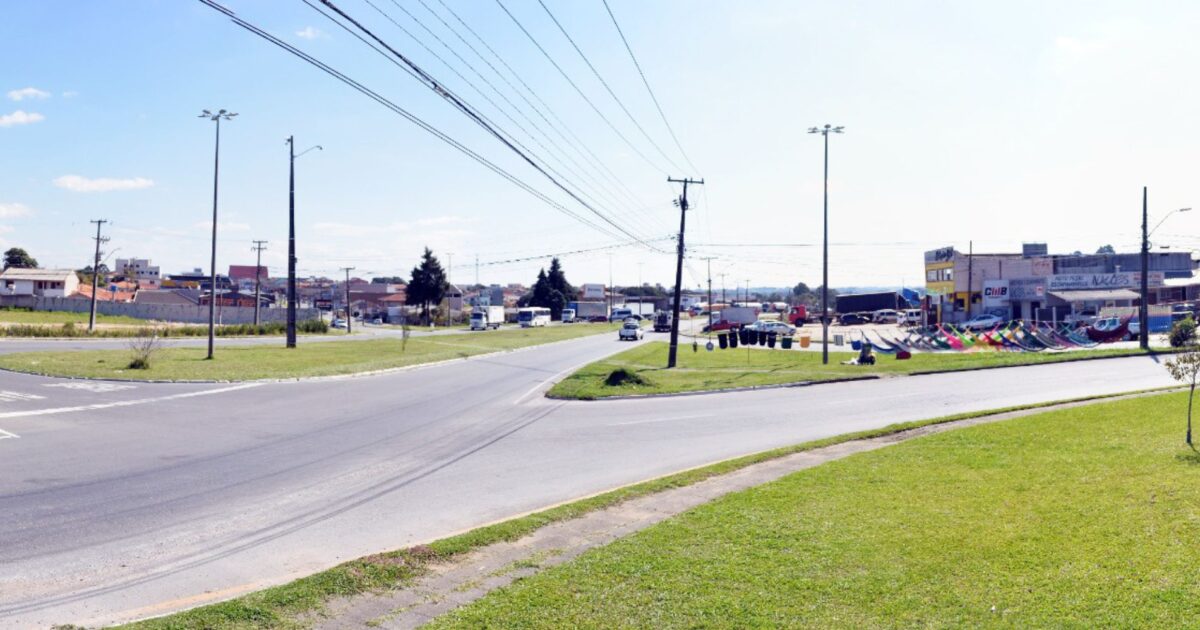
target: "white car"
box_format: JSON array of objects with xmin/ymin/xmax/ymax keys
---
[
  {"xmin": 749, "ymin": 320, "xmax": 795, "ymax": 336},
  {"xmin": 961, "ymin": 314, "xmax": 1004, "ymax": 331},
  {"xmin": 331, "ymin": 318, "xmax": 348, "ymax": 329},
  {"xmin": 873, "ymin": 309, "xmax": 900, "ymax": 324},
  {"xmin": 618, "ymin": 320, "xmax": 644, "ymax": 341}
]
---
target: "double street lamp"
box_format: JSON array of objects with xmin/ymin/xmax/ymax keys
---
[
  {"xmin": 199, "ymin": 109, "xmax": 237, "ymax": 360},
  {"xmin": 808, "ymin": 123, "xmax": 844, "ymax": 365},
  {"xmin": 1140, "ymin": 194, "xmax": 1190, "ymax": 349}
]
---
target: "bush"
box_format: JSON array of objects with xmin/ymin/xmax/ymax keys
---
[
  {"xmin": 127, "ymin": 328, "xmax": 164, "ymax": 369},
  {"xmin": 604, "ymin": 368, "xmax": 651, "ymax": 388},
  {"xmin": 1170, "ymin": 317, "xmax": 1196, "ymax": 348}
]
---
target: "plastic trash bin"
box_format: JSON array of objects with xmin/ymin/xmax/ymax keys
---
[
  {"xmin": 729, "ymin": 331, "xmax": 739, "ymax": 348},
  {"xmin": 781, "ymin": 336, "xmax": 793, "ymax": 349},
  {"xmin": 758, "ymin": 331, "xmax": 767, "ymax": 346},
  {"xmin": 834, "ymin": 333, "xmax": 845, "ymax": 346},
  {"xmin": 767, "ymin": 332, "xmax": 777, "ymax": 348},
  {"xmin": 747, "ymin": 329, "xmax": 758, "ymax": 345},
  {"xmin": 718, "ymin": 333, "xmax": 728, "ymax": 349},
  {"xmin": 799, "ymin": 335, "xmax": 811, "ymax": 348},
  {"xmin": 738, "ymin": 328, "xmax": 749, "ymax": 345}
]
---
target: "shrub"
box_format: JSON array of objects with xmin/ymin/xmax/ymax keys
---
[
  {"xmin": 127, "ymin": 328, "xmax": 164, "ymax": 369},
  {"xmin": 1170, "ymin": 317, "xmax": 1196, "ymax": 348},
  {"xmin": 604, "ymin": 368, "xmax": 650, "ymax": 388}
]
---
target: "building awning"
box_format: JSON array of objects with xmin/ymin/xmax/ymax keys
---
[{"xmin": 1048, "ymin": 289, "xmax": 1141, "ymax": 302}]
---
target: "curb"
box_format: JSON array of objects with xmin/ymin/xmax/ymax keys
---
[{"xmin": 549, "ymin": 374, "xmax": 882, "ymax": 401}]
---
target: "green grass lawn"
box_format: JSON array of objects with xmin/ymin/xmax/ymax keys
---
[
  {"xmin": 549, "ymin": 341, "xmax": 1161, "ymax": 399},
  {"xmin": 0, "ymin": 323, "xmax": 617, "ymax": 381},
  {"xmin": 429, "ymin": 392, "xmax": 1200, "ymax": 628}
]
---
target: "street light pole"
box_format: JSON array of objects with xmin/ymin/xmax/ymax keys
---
[
  {"xmin": 199, "ymin": 109, "xmax": 236, "ymax": 360},
  {"xmin": 809, "ymin": 123, "xmax": 844, "ymax": 365},
  {"xmin": 285, "ymin": 138, "xmax": 322, "ymax": 348},
  {"xmin": 1141, "ymin": 198, "xmax": 1192, "ymax": 349}
]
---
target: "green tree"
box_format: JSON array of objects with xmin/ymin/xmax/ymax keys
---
[
  {"xmin": 1096, "ymin": 244, "xmax": 1116, "ymax": 255},
  {"xmin": 1166, "ymin": 351, "xmax": 1200, "ymax": 446},
  {"xmin": 3, "ymin": 247, "xmax": 37, "ymax": 270},
  {"xmin": 406, "ymin": 248, "xmax": 448, "ymax": 325},
  {"xmin": 371, "ymin": 276, "xmax": 405, "ymax": 284},
  {"xmin": 792, "ymin": 282, "xmax": 812, "ymax": 298}
]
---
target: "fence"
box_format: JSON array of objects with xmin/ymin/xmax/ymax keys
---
[{"xmin": 0, "ymin": 296, "xmax": 321, "ymax": 325}]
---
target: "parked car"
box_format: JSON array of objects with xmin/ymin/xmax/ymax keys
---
[
  {"xmin": 371, "ymin": 317, "xmax": 383, "ymax": 325},
  {"xmin": 873, "ymin": 309, "xmax": 900, "ymax": 324},
  {"xmin": 900, "ymin": 309, "xmax": 923, "ymax": 326},
  {"xmin": 587, "ymin": 314, "xmax": 609, "ymax": 323},
  {"xmin": 331, "ymin": 318, "xmax": 347, "ymax": 329},
  {"xmin": 961, "ymin": 313, "xmax": 1004, "ymax": 331},
  {"xmin": 618, "ymin": 319, "xmax": 644, "ymax": 340},
  {"xmin": 749, "ymin": 320, "xmax": 795, "ymax": 336},
  {"xmin": 838, "ymin": 312, "xmax": 869, "ymax": 326}
]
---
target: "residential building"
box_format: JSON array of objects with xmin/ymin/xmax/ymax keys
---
[
  {"xmin": 114, "ymin": 257, "xmax": 161, "ymax": 287},
  {"xmin": 0, "ymin": 268, "xmax": 79, "ymax": 297},
  {"xmin": 229, "ymin": 265, "xmax": 268, "ymax": 291}
]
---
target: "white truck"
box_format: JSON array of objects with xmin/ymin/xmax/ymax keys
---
[{"xmin": 470, "ymin": 305, "xmax": 505, "ymax": 330}]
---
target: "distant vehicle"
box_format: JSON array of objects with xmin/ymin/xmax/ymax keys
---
[
  {"xmin": 873, "ymin": 309, "xmax": 900, "ymax": 324},
  {"xmin": 653, "ymin": 311, "xmax": 672, "ymax": 332},
  {"xmin": 750, "ymin": 320, "xmax": 795, "ymax": 336},
  {"xmin": 471, "ymin": 305, "xmax": 506, "ymax": 330},
  {"xmin": 561, "ymin": 308, "xmax": 576, "ymax": 323},
  {"xmin": 788, "ymin": 305, "xmax": 808, "ymax": 326},
  {"xmin": 619, "ymin": 319, "xmax": 644, "ymax": 341},
  {"xmin": 371, "ymin": 317, "xmax": 383, "ymax": 325},
  {"xmin": 704, "ymin": 306, "xmax": 759, "ymax": 332},
  {"xmin": 962, "ymin": 313, "xmax": 1004, "ymax": 331},
  {"xmin": 331, "ymin": 318, "xmax": 347, "ymax": 329},
  {"xmin": 609, "ymin": 307, "xmax": 633, "ymax": 322},
  {"xmin": 587, "ymin": 314, "xmax": 609, "ymax": 323},
  {"xmin": 517, "ymin": 306, "xmax": 551, "ymax": 327},
  {"xmin": 838, "ymin": 312, "xmax": 869, "ymax": 326},
  {"xmin": 900, "ymin": 309, "xmax": 923, "ymax": 326}
]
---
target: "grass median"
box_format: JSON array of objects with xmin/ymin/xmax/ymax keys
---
[
  {"xmin": 549, "ymin": 341, "xmax": 1165, "ymax": 399},
  {"xmin": 431, "ymin": 391, "xmax": 1200, "ymax": 628},
  {"xmin": 0, "ymin": 323, "xmax": 617, "ymax": 381}
]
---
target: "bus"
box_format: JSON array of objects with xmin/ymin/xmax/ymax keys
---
[{"xmin": 517, "ymin": 306, "xmax": 551, "ymax": 327}]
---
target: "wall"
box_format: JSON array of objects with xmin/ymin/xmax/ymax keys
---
[{"xmin": 0, "ymin": 296, "xmax": 320, "ymax": 325}]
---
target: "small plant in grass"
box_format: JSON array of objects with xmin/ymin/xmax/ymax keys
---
[
  {"xmin": 1165, "ymin": 350, "xmax": 1200, "ymax": 446},
  {"xmin": 604, "ymin": 368, "xmax": 649, "ymax": 388},
  {"xmin": 127, "ymin": 327, "xmax": 164, "ymax": 370},
  {"xmin": 1170, "ymin": 317, "xmax": 1196, "ymax": 347}
]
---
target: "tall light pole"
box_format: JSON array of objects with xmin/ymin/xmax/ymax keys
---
[
  {"xmin": 286, "ymin": 137, "xmax": 321, "ymax": 349},
  {"xmin": 1142, "ymin": 196, "xmax": 1191, "ymax": 349},
  {"xmin": 809, "ymin": 123, "xmax": 844, "ymax": 365},
  {"xmin": 199, "ymin": 109, "xmax": 236, "ymax": 360}
]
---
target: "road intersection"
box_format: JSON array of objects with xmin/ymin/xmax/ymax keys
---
[{"xmin": 0, "ymin": 331, "xmax": 1180, "ymax": 627}]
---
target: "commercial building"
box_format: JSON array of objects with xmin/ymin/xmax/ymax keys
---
[{"xmin": 923, "ymin": 243, "xmax": 1195, "ymax": 323}]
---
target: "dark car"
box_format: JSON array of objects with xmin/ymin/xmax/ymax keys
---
[
  {"xmin": 587, "ymin": 315, "xmax": 609, "ymax": 323},
  {"xmin": 838, "ymin": 312, "xmax": 869, "ymax": 326}
]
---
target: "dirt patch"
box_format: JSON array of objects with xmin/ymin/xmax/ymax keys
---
[{"xmin": 604, "ymin": 367, "xmax": 650, "ymax": 387}]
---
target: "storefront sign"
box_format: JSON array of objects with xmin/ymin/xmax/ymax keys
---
[
  {"xmin": 924, "ymin": 247, "xmax": 956, "ymax": 263},
  {"xmin": 1008, "ymin": 278, "xmax": 1046, "ymax": 300},
  {"xmin": 1047, "ymin": 272, "xmax": 1163, "ymax": 291},
  {"xmin": 982, "ymin": 280, "xmax": 1010, "ymax": 308}
]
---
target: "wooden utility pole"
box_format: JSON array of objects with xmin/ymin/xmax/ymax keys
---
[
  {"xmin": 88, "ymin": 219, "xmax": 109, "ymax": 333},
  {"xmin": 251, "ymin": 240, "xmax": 267, "ymax": 326},
  {"xmin": 666, "ymin": 176, "xmax": 704, "ymax": 368}
]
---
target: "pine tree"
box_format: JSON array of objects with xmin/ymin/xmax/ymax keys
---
[{"xmin": 407, "ymin": 248, "xmax": 448, "ymax": 324}]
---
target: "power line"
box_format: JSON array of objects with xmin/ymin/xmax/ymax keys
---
[
  {"xmin": 198, "ymin": 0, "xmax": 634, "ymax": 248},
  {"xmin": 492, "ymin": 0, "xmax": 671, "ymax": 176},
  {"xmin": 309, "ymin": 0, "xmax": 665, "ymax": 252},
  {"xmin": 534, "ymin": 0, "xmax": 684, "ymax": 174},
  {"xmin": 601, "ymin": 0, "xmax": 699, "ymax": 175}
]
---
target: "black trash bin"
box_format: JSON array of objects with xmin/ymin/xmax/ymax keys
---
[
  {"xmin": 718, "ymin": 332, "xmax": 728, "ymax": 349},
  {"xmin": 767, "ymin": 332, "xmax": 777, "ymax": 348},
  {"xmin": 746, "ymin": 328, "xmax": 758, "ymax": 345},
  {"xmin": 729, "ymin": 330, "xmax": 739, "ymax": 348},
  {"xmin": 738, "ymin": 327, "xmax": 749, "ymax": 345},
  {"xmin": 758, "ymin": 329, "xmax": 767, "ymax": 346}
]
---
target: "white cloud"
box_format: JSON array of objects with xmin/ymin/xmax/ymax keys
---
[
  {"xmin": 0, "ymin": 203, "xmax": 32, "ymax": 218},
  {"xmin": 53, "ymin": 175, "xmax": 155, "ymax": 192},
  {"xmin": 0, "ymin": 110, "xmax": 44, "ymax": 127},
  {"xmin": 7, "ymin": 87, "xmax": 50, "ymax": 101},
  {"xmin": 296, "ymin": 26, "xmax": 322, "ymax": 39}
]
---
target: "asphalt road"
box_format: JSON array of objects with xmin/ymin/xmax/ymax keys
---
[{"xmin": 0, "ymin": 330, "xmax": 1180, "ymax": 627}]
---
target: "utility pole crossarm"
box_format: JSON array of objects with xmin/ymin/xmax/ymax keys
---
[
  {"xmin": 666, "ymin": 176, "xmax": 705, "ymax": 369},
  {"xmin": 87, "ymin": 220, "xmax": 109, "ymax": 333}
]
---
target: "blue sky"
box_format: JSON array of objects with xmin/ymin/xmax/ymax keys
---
[{"xmin": 3, "ymin": 1, "xmax": 1199, "ymax": 291}]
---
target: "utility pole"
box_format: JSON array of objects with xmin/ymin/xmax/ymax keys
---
[
  {"xmin": 341, "ymin": 266, "xmax": 355, "ymax": 334},
  {"xmin": 967, "ymin": 240, "xmax": 974, "ymax": 318},
  {"xmin": 87, "ymin": 219, "xmax": 109, "ymax": 333},
  {"xmin": 1141, "ymin": 187, "xmax": 1149, "ymax": 350},
  {"xmin": 718, "ymin": 272, "xmax": 726, "ymax": 305},
  {"xmin": 808, "ymin": 123, "xmax": 844, "ymax": 365},
  {"xmin": 666, "ymin": 176, "xmax": 704, "ymax": 368},
  {"xmin": 702, "ymin": 257, "xmax": 714, "ymax": 335},
  {"xmin": 199, "ymin": 109, "xmax": 236, "ymax": 360},
  {"xmin": 285, "ymin": 137, "xmax": 321, "ymax": 349},
  {"xmin": 251, "ymin": 240, "xmax": 267, "ymax": 326},
  {"xmin": 475, "ymin": 254, "xmax": 479, "ymax": 288},
  {"xmin": 607, "ymin": 253, "xmax": 614, "ymax": 317}
]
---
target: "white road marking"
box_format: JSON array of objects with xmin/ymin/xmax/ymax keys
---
[
  {"xmin": 44, "ymin": 382, "xmax": 137, "ymax": 393},
  {"xmin": 0, "ymin": 391, "xmax": 45, "ymax": 402},
  {"xmin": 0, "ymin": 428, "xmax": 18, "ymax": 440},
  {"xmin": 0, "ymin": 383, "xmax": 262, "ymax": 420},
  {"xmin": 613, "ymin": 414, "xmax": 714, "ymax": 427},
  {"xmin": 513, "ymin": 359, "xmax": 595, "ymax": 405}
]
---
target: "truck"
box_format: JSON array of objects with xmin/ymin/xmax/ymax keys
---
[
  {"xmin": 653, "ymin": 310, "xmax": 672, "ymax": 332},
  {"xmin": 619, "ymin": 302, "xmax": 656, "ymax": 317},
  {"xmin": 560, "ymin": 308, "xmax": 576, "ymax": 323},
  {"xmin": 705, "ymin": 306, "xmax": 760, "ymax": 331},
  {"xmin": 470, "ymin": 305, "xmax": 505, "ymax": 330},
  {"xmin": 788, "ymin": 305, "xmax": 808, "ymax": 326},
  {"xmin": 834, "ymin": 291, "xmax": 904, "ymax": 315},
  {"xmin": 570, "ymin": 301, "xmax": 609, "ymax": 321}
]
